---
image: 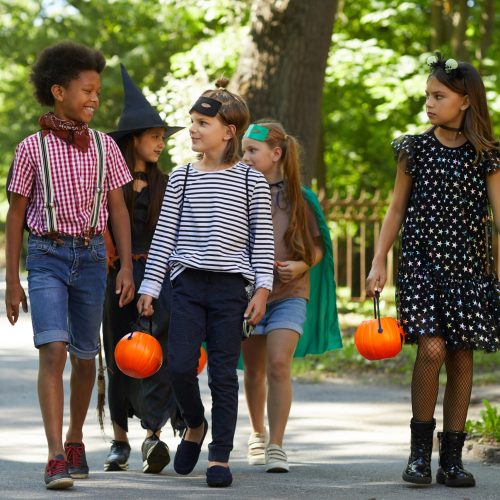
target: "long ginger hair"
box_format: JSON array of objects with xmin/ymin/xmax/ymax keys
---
[{"xmin": 258, "ymin": 121, "xmax": 315, "ymax": 266}]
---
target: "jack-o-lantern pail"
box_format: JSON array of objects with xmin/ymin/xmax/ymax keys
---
[{"xmin": 354, "ymin": 291, "xmax": 404, "ymax": 361}]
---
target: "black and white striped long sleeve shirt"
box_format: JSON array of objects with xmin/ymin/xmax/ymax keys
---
[{"xmin": 139, "ymin": 162, "xmax": 275, "ymax": 298}]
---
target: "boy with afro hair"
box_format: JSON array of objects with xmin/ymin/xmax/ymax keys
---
[{"xmin": 5, "ymin": 41, "xmax": 135, "ymax": 490}]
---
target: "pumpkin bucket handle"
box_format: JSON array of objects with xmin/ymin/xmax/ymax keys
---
[
  {"xmin": 127, "ymin": 314, "xmax": 153, "ymax": 340},
  {"xmin": 373, "ymin": 290, "xmax": 383, "ymax": 333}
]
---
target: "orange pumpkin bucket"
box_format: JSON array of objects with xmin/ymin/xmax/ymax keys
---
[
  {"xmin": 354, "ymin": 291, "xmax": 405, "ymax": 360},
  {"xmin": 115, "ymin": 317, "xmax": 163, "ymax": 379},
  {"xmin": 115, "ymin": 317, "xmax": 209, "ymax": 379},
  {"xmin": 198, "ymin": 345, "xmax": 208, "ymax": 374}
]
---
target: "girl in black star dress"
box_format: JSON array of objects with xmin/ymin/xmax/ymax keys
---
[{"xmin": 366, "ymin": 55, "xmax": 500, "ymax": 488}]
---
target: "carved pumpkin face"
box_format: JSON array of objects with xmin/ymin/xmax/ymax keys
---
[
  {"xmin": 354, "ymin": 317, "xmax": 405, "ymax": 361},
  {"xmin": 114, "ymin": 331, "xmax": 163, "ymax": 379}
]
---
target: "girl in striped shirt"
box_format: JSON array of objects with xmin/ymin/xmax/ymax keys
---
[{"xmin": 137, "ymin": 78, "xmax": 274, "ymax": 487}]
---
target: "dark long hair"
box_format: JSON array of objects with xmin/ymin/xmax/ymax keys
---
[
  {"xmin": 429, "ymin": 61, "xmax": 499, "ymax": 161},
  {"xmin": 117, "ymin": 130, "xmax": 167, "ymax": 232}
]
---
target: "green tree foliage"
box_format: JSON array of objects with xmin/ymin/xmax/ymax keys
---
[
  {"xmin": 0, "ymin": 0, "xmax": 249, "ymax": 203},
  {"xmin": 0, "ymin": 0, "xmax": 498, "ymax": 209},
  {"xmin": 323, "ymin": 0, "xmax": 499, "ymax": 196}
]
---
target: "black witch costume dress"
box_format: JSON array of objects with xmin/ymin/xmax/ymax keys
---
[{"xmin": 103, "ymin": 180, "xmax": 184, "ymax": 434}]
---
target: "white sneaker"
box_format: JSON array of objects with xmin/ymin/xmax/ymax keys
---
[
  {"xmin": 247, "ymin": 431, "xmax": 267, "ymax": 465},
  {"xmin": 265, "ymin": 444, "xmax": 289, "ymax": 473}
]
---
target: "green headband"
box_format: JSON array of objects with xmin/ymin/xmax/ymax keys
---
[{"xmin": 244, "ymin": 123, "xmax": 270, "ymax": 141}]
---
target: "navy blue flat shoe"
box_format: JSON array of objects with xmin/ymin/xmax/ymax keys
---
[
  {"xmin": 206, "ymin": 465, "xmax": 232, "ymax": 487},
  {"xmin": 173, "ymin": 418, "xmax": 208, "ymax": 475}
]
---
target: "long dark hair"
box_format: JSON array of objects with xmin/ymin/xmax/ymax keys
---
[
  {"xmin": 117, "ymin": 130, "xmax": 167, "ymax": 232},
  {"xmin": 429, "ymin": 61, "xmax": 499, "ymax": 161}
]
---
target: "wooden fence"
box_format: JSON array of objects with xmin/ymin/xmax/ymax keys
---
[{"xmin": 319, "ymin": 190, "xmax": 500, "ymax": 299}]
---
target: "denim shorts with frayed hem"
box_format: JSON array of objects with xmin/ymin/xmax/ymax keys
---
[
  {"xmin": 26, "ymin": 233, "xmax": 106, "ymax": 359},
  {"xmin": 253, "ymin": 297, "xmax": 307, "ymax": 336}
]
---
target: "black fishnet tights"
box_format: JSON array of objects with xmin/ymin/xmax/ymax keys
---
[{"xmin": 411, "ymin": 336, "xmax": 473, "ymax": 431}]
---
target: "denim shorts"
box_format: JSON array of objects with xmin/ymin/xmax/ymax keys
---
[
  {"xmin": 26, "ymin": 233, "xmax": 107, "ymax": 359},
  {"xmin": 253, "ymin": 297, "xmax": 307, "ymax": 336}
]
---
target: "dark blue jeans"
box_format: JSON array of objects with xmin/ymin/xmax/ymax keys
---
[{"xmin": 167, "ymin": 268, "xmax": 247, "ymax": 462}]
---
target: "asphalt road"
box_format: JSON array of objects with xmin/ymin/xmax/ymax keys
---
[{"xmin": 0, "ymin": 311, "xmax": 499, "ymax": 499}]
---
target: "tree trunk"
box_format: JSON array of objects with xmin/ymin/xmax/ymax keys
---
[
  {"xmin": 232, "ymin": 0, "xmax": 338, "ymax": 185},
  {"xmin": 477, "ymin": 0, "xmax": 494, "ymax": 64},
  {"xmin": 451, "ymin": 0, "xmax": 469, "ymax": 60},
  {"xmin": 430, "ymin": 0, "xmax": 445, "ymax": 50}
]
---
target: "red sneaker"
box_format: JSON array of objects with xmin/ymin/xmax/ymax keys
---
[
  {"xmin": 64, "ymin": 442, "xmax": 89, "ymax": 478},
  {"xmin": 44, "ymin": 454, "xmax": 73, "ymax": 490}
]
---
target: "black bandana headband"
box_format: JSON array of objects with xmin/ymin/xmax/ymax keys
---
[{"xmin": 189, "ymin": 96, "xmax": 222, "ymax": 117}]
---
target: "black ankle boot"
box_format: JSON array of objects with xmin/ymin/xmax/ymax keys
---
[
  {"xmin": 402, "ymin": 418, "xmax": 435, "ymax": 485},
  {"xmin": 436, "ymin": 431, "xmax": 475, "ymax": 487}
]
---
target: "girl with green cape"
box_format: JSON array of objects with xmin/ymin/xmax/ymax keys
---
[{"xmin": 241, "ymin": 121, "xmax": 341, "ymax": 473}]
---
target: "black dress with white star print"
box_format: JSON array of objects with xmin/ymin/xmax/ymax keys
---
[{"xmin": 392, "ymin": 129, "xmax": 500, "ymax": 352}]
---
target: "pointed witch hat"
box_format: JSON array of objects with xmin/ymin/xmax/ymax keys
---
[{"xmin": 108, "ymin": 64, "xmax": 183, "ymax": 141}]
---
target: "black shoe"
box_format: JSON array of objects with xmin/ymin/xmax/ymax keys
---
[
  {"xmin": 104, "ymin": 440, "xmax": 131, "ymax": 471},
  {"xmin": 436, "ymin": 431, "xmax": 476, "ymax": 487},
  {"xmin": 402, "ymin": 418, "xmax": 435, "ymax": 485},
  {"xmin": 142, "ymin": 435, "xmax": 170, "ymax": 473},
  {"xmin": 206, "ymin": 465, "xmax": 232, "ymax": 487},
  {"xmin": 174, "ymin": 418, "xmax": 208, "ymax": 475}
]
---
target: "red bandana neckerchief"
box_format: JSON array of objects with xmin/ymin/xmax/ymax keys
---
[{"xmin": 39, "ymin": 112, "xmax": 91, "ymax": 152}]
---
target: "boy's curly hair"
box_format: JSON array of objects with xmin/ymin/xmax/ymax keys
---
[{"xmin": 30, "ymin": 42, "xmax": 106, "ymax": 106}]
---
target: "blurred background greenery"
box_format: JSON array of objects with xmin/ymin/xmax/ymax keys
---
[
  {"xmin": 292, "ymin": 287, "xmax": 500, "ymax": 385},
  {"xmin": 1, "ymin": 0, "xmax": 498, "ymax": 216}
]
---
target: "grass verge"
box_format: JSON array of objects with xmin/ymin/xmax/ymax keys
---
[{"xmin": 292, "ymin": 287, "xmax": 500, "ymax": 386}]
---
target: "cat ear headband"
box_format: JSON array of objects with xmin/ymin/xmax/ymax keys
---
[{"xmin": 426, "ymin": 52, "xmax": 461, "ymax": 78}]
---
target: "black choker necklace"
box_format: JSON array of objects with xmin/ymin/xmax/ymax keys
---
[
  {"xmin": 133, "ymin": 171, "xmax": 148, "ymax": 181},
  {"xmin": 438, "ymin": 124, "xmax": 463, "ymax": 133},
  {"xmin": 269, "ymin": 180, "xmax": 284, "ymax": 188}
]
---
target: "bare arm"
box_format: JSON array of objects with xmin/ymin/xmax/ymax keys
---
[
  {"xmin": 365, "ymin": 162, "xmax": 413, "ymax": 296},
  {"xmin": 5, "ymin": 193, "xmax": 29, "ymax": 324},
  {"xmin": 107, "ymin": 188, "xmax": 134, "ymax": 307},
  {"xmin": 487, "ymin": 169, "xmax": 500, "ymax": 234},
  {"xmin": 275, "ymin": 236, "xmax": 324, "ymax": 283}
]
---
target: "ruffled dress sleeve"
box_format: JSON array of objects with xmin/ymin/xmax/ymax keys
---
[
  {"xmin": 391, "ymin": 134, "xmax": 417, "ymax": 176},
  {"xmin": 482, "ymin": 148, "xmax": 500, "ymax": 175}
]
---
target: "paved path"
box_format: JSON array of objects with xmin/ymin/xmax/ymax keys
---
[{"xmin": 0, "ymin": 313, "xmax": 499, "ymax": 499}]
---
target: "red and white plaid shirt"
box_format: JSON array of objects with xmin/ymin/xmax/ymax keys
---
[{"xmin": 9, "ymin": 130, "xmax": 132, "ymax": 236}]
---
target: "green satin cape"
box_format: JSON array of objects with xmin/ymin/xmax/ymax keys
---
[{"xmin": 295, "ymin": 185, "xmax": 342, "ymax": 356}]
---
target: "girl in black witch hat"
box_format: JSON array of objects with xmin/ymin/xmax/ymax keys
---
[{"xmin": 102, "ymin": 64, "xmax": 184, "ymax": 474}]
